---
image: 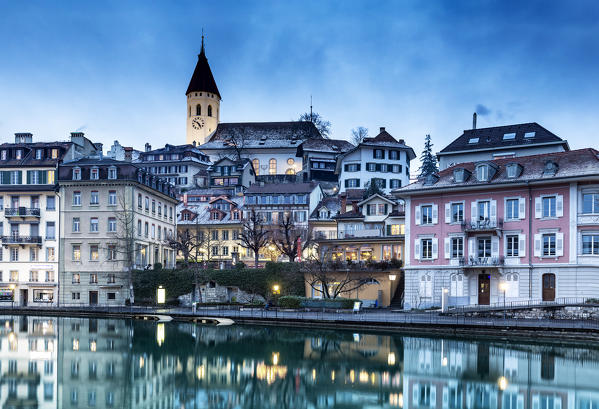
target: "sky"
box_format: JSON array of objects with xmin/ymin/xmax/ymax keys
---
[{"xmin": 1, "ymin": 1, "xmax": 598, "ymax": 165}]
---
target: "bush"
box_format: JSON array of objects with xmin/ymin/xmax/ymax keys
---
[
  {"xmin": 278, "ymin": 296, "xmax": 304, "ymax": 309},
  {"xmin": 153, "ymin": 262, "xmax": 163, "ymax": 270}
]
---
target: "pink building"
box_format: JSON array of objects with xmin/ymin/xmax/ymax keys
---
[{"xmin": 397, "ymin": 149, "xmax": 599, "ymax": 309}]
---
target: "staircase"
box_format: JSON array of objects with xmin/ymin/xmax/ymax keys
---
[{"xmin": 389, "ymin": 275, "xmax": 404, "ymax": 310}]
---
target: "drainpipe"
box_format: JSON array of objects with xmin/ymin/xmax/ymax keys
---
[{"xmin": 528, "ymin": 181, "xmax": 533, "ymax": 298}]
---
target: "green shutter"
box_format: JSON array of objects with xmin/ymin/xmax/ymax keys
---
[
  {"xmin": 367, "ymin": 205, "xmax": 371, "ymax": 215},
  {"xmin": 387, "ymin": 225, "xmax": 391, "ymax": 236},
  {"xmin": 41, "ymin": 171, "xmax": 47, "ymax": 184},
  {"xmin": 0, "ymin": 171, "xmax": 7, "ymax": 185},
  {"xmin": 17, "ymin": 171, "xmax": 22, "ymax": 184},
  {"xmin": 384, "ymin": 204, "xmax": 388, "ymax": 214},
  {"xmin": 26, "ymin": 171, "xmax": 32, "ymax": 184},
  {"xmin": 356, "ymin": 178, "xmax": 360, "ymax": 187},
  {"xmin": 344, "ymin": 180, "xmax": 349, "ymax": 188}
]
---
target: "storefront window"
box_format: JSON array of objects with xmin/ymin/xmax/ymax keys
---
[
  {"xmin": 33, "ymin": 290, "xmax": 54, "ymax": 302},
  {"xmin": 345, "ymin": 249, "xmax": 358, "ymax": 261},
  {"xmin": 360, "ymin": 248, "xmax": 373, "ymax": 261},
  {"xmin": 383, "ymin": 245, "xmax": 393, "ymax": 260}
]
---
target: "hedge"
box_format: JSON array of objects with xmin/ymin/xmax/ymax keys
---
[{"xmin": 277, "ymin": 296, "xmax": 361, "ymax": 309}]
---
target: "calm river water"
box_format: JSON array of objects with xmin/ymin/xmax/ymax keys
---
[{"xmin": 2, "ymin": 315, "xmax": 598, "ymax": 409}]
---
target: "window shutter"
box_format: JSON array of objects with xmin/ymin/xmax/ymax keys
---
[
  {"xmin": 432, "ymin": 238, "xmax": 438, "ymax": 259},
  {"xmin": 443, "ymin": 387, "xmax": 449, "ymax": 406},
  {"xmin": 519, "ymin": 197, "xmax": 526, "ymax": 219},
  {"xmin": 415, "ymin": 205, "xmax": 421, "ymax": 225},
  {"xmin": 490, "ymin": 200, "xmax": 497, "ymax": 224},
  {"xmin": 344, "ymin": 164, "xmax": 348, "ymax": 172},
  {"xmin": 373, "ymin": 149, "xmax": 376, "ymax": 159},
  {"xmin": 532, "ymin": 395, "xmax": 540, "ymax": 409},
  {"xmin": 413, "ymin": 384, "xmax": 419, "ymax": 405},
  {"xmin": 0, "ymin": 171, "xmax": 7, "ymax": 184},
  {"xmin": 535, "ymin": 197, "xmax": 542, "ymax": 218},
  {"xmin": 40, "ymin": 171, "xmax": 47, "ymax": 184},
  {"xmin": 356, "ymin": 164, "xmax": 361, "ymax": 171},
  {"xmin": 471, "ymin": 201, "xmax": 478, "ymax": 223},
  {"xmin": 26, "ymin": 171, "xmax": 31, "ymax": 184},
  {"xmin": 468, "ymin": 238, "xmax": 475, "ymax": 257},
  {"xmin": 414, "ymin": 239, "xmax": 420, "ymax": 260},
  {"xmin": 444, "ymin": 237, "xmax": 451, "ymax": 259},
  {"xmin": 519, "ymin": 233, "xmax": 526, "ymax": 257},
  {"xmin": 430, "ymin": 386, "xmax": 437, "ymax": 405},
  {"xmin": 491, "ymin": 236, "xmax": 499, "ymax": 258},
  {"xmin": 556, "ymin": 195, "xmax": 564, "ymax": 217},
  {"xmin": 556, "ymin": 232, "xmax": 564, "ymax": 257},
  {"xmin": 344, "ymin": 180, "xmax": 349, "ymax": 188},
  {"xmin": 356, "ymin": 178, "xmax": 360, "ymax": 187},
  {"xmin": 367, "ymin": 205, "xmax": 371, "ymax": 216},
  {"xmin": 17, "ymin": 171, "xmax": 22, "ymax": 184},
  {"xmin": 386, "ymin": 225, "xmax": 391, "ymax": 236},
  {"xmin": 384, "ymin": 204, "xmax": 388, "ymax": 214},
  {"xmin": 534, "ymin": 234, "xmax": 542, "ymax": 257},
  {"xmin": 432, "ymin": 204, "xmax": 438, "ymax": 224},
  {"xmin": 445, "ymin": 203, "xmax": 451, "ymax": 224}
]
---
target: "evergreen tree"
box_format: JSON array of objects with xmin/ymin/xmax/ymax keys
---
[{"xmin": 418, "ymin": 134, "xmax": 439, "ymax": 179}]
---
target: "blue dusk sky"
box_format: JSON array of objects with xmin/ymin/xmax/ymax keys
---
[{"xmin": 1, "ymin": 1, "xmax": 598, "ymax": 162}]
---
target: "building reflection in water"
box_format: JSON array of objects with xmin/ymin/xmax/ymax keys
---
[{"xmin": 0, "ymin": 316, "xmax": 598, "ymax": 409}]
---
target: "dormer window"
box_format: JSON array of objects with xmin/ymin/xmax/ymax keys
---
[
  {"xmin": 319, "ymin": 209, "xmax": 329, "ymax": 219},
  {"xmin": 423, "ymin": 174, "xmax": 439, "ymax": 186},
  {"xmin": 51, "ymin": 149, "xmax": 59, "ymax": 159},
  {"xmin": 476, "ymin": 165, "xmax": 489, "ymax": 182},
  {"xmin": 73, "ymin": 167, "xmax": 81, "ymax": 180},
  {"xmin": 15, "ymin": 150, "xmax": 22, "ymax": 160},
  {"xmin": 0, "ymin": 151, "xmax": 6, "ymax": 160},
  {"xmin": 35, "ymin": 149, "xmax": 43, "ymax": 160},
  {"xmin": 454, "ymin": 168, "xmax": 465, "ymax": 183},
  {"xmin": 90, "ymin": 167, "xmax": 99, "ymax": 180},
  {"xmin": 468, "ymin": 137, "xmax": 479, "ymax": 144},
  {"xmin": 107, "ymin": 166, "xmax": 117, "ymax": 179},
  {"xmin": 503, "ymin": 133, "xmax": 516, "ymax": 140},
  {"xmin": 524, "ymin": 132, "xmax": 536, "ymax": 138},
  {"xmin": 543, "ymin": 161, "xmax": 558, "ymax": 176},
  {"xmin": 506, "ymin": 163, "xmax": 520, "ymax": 178}
]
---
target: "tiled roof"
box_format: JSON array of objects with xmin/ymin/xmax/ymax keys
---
[
  {"xmin": 246, "ymin": 182, "xmax": 318, "ymax": 195},
  {"xmin": 297, "ymin": 138, "xmax": 353, "ymax": 154},
  {"xmin": 199, "ymin": 121, "xmax": 322, "ymax": 150},
  {"xmin": 339, "ymin": 129, "xmax": 416, "ymax": 161},
  {"xmin": 186, "ymin": 44, "xmax": 220, "ymax": 98},
  {"xmin": 438, "ymin": 122, "xmax": 569, "ymax": 154},
  {"xmin": 177, "ymin": 197, "xmax": 244, "ymax": 226},
  {"xmin": 310, "ymin": 196, "xmax": 341, "ymax": 220},
  {"xmin": 398, "ymin": 148, "xmax": 599, "ymax": 194}
]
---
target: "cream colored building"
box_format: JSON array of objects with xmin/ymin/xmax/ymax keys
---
[{"xmin": 58, "ymin": 157, "xmax": 178, "ymax": 306}]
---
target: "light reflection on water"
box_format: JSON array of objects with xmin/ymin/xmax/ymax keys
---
[{"xmin": 2, "ymin": 315, "xmax": 599, "ymax": 409}]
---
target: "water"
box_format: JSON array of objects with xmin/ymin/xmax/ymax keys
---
[{"xmin": 2, "ymin": 315, "xmax": 599, "ymax": 409}]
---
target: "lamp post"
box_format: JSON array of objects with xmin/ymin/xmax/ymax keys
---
[
  {"xmin": 499, "ymin": 282, "xmax": 508, "ymax": 319},
  {"xmin": 9, "ymin": 284, "xmax": 15, "ymax": 309},
  {"xmin": 272, "ymin": 284, "xmax": 280, "ymax": 295}
]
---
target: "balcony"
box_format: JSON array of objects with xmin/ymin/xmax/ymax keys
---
[
  {"xmin": 459, "ymin": 256, "xmax": 505, "ymax": 268},
  {"xmin": 339, "ymin": 229, "xmax": 384, "ymax": 239},
  {"xmin": 1, "ymin": 235, "xmax": 42, "ymax": 245},
  {"xmin": 4, "ymin": 208, "xmax": 40, "ymax": 218},
  {"xmin": 461, "ymin": 219, "xmax": 503, "ymax": 234}
]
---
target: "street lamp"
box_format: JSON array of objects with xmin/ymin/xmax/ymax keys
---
[
  {"xmin": 156, "ymin": 286, "xmax": 166, "ymax": 305},
  {"xmin": 499, "ymin": 281, "xmax": 508, "ymax": 319},
  {"xmin": 9, "ymin": 284, "xmax": 15, "ymax": 308},
  {"xmin": 498, "ymin": 376, "xmax": 509, "ymax": 391},
  {"xmin": 272, "ymin": 284, "xmax": 280, "ymax": 295}
]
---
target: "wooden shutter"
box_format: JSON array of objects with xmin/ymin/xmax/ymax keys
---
[
  {"xmin": 490, "ymin": 200, "xmax": 497, "ymax": 224},
  {"xmin": 386, "ymin": 225, "xmax": 391, "ymax": 236},
  {"xmin": 384, "ymin": 204, "xmax": 388, "ymax": 214},
  {"xmin": 556, "ymin": 232, "xmax": 564, "ymax": 257},
  {"xmin": 519, "ymin": 197, "xmax": 526, "ymax": 219},
  {"xmin": 41, "ymin": 171, "xmax": 47, "ymax": 184},
  {"xmin": 432, "ymin": 204, "xmax": 438, "ymax": 224},
  {"xmin": 491, "ymin": 236, "xmax": 499, "ymax": 258},
  {"xmin": 444, "ymin": 237, "xmax": 451, "ymax": 259},
  {"xmin": 26, "ymin": 171, "xmax": 32, "ymax": 184},
  {"xmin": 415, "ymin": 206, "xmax": 421, "ymax": 225},
  {"xmin": 535, "ymin": 197, "xmax": 542, "ymax": 218},
  {"xmin": 344, "ymin": 180, "xmax": 349, "ymax": 188},
  {"xmin": 556, "ymin": 195, "xmax": 564, "ymax": 217},
  {"xmin": 471, "ymin": 201, "xmax": 478, "ymax": 223},
  {"xmin": 432, "ymin": 238, "xmax": 438, "ymax": 259},
  {"xmin": 445, "ymin": 203, "xmax": 451, "ymax": 224},
  {"xmin": 519, "ymin": 233, "xmax": 526, "ymax": 257},
  {"xmin": 534, "ymin": 234, "xmax": 542, "ymax": 257},
  {"xmin": 414, "ymin": 239, "xmax": 420, "ymax": 260},
  {"xmin": 468, "ymin": 238, "xmax": 475, "ymax": 258}
]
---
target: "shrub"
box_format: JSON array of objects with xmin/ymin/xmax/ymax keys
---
[
  {"xmin": 153, "ymin": 262, "xmax": 163, "ymax": 271},
  {"xmin": 278, "ymin": 296, "xmax": 304, "ymax": 309},
  {"xmin": 339, "ymin": 298, "xmax": 361, "ymax": 309}
]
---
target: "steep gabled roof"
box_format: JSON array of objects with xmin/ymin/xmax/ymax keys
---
[
  {"xmin": 186, "ymin": 41, "xmax": 221, "ymax": 98},
  {"xmin": 438, "ymin": 122, "xmax": 569, "ymax": 155}
]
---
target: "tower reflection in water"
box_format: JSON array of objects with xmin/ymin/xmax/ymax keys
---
[{"xmin": 0, "ymin": 315, "xmax": 598, "ymax": 409}]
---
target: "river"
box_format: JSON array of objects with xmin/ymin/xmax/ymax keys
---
[{"xmin": 2, "ymin": 315, "xmax": 598, "ymax": 408}]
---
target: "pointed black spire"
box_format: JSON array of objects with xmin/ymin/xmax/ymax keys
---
[{"xmin": 186, "ymin": 33, "xmax": 221, "ymax": 98}]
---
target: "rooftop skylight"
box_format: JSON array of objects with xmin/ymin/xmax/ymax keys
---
[
  {"xmin": 503, "ymin": 132, "xmax": 516, "ymax": 140},
  {"xmin": 468, "ymin": 137, "xmax": 479, "ymax": 144},
  {"xmin": 524, "ymin": 132, "xmax": 536, "ymax": 138}
]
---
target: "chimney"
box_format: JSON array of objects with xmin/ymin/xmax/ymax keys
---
[
  {"xmin": 399, "ymin": 139, "xmax": 405, "ymax": 145},
  {"xmin": 340, "ymin": 193, "xmax": 347, "ymax": 214},
  {"xmin": 70, "ymin": 132, "xmax": 85, "ymax": 147},
  {"xmin": 352, "ymin": 202, "xmax": 359, "ymax": 214},
  {"xmin": 379, "ymin": 127, "xmax": 386, "ymax": 133},
  {"xmin": 145, "ymin": 143, "xmax": 151, "ymax": 152},
  {"xmin": 473, "ymin": 112, "xmax": 477, "ymax": 130},
  {"xmin": 14, "ymin": 133, "xmax": 33, "ymax": 144},
  {"xmin": 192, "ymin": 141, "xmax": 196, "ymax": 147}
]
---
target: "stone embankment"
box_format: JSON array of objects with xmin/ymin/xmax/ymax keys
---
[{"xmin": 467, "ymin": 306, "xmax": 599, "ymax": 320}]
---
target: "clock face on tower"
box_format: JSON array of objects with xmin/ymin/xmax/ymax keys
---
[{"xmin": 192, "ymin": 117, "xmax": 205, "ymax": 130}]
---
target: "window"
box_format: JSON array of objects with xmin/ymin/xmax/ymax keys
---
[
  {"xmin": 451, "ymin": 237, "xmax": 463, "ymax": 259},
  {"xmin": 72, "ymin": 273, "xmax": 80, "ymax": 284},
  {"xmin": 90, "ymin": 218, "xmax": 99, "ymax": 232},
  {"xmin": 107, "ymin": 293, "xmax": 116, "ymax": 300},
  {"xmin": 476, "ymin": 165, "xmax": 489, "ymax": 181},
  {"xmin": 504, "ymin": 273, "xmax": 519, "ymax": 298},
  {"xmin": 543, "ymin": 234, "xmax": 556, "ymax": 256},
  {"xmin": 90, "ymin": 273, "xmax": 98, "ymax": 284},
  {"xmin": 222, "ymin": 246, "xmax": 229, "ymax": 256},
  {"xmin": 72, "ymin": 218, "xmax": 80, "ymax": 232},
  {"xmin": 46, "ymin": 222, "xmax": 55, "ymax": 239},
  {"xmin": 506, "ymin": 235, "xmax": 519, "ymax": 257},
  {"xmin": 30, "ymin": 270, "xmax": 39, "ymax": 282},
  {"xmin": 10, "ymin": 270, "xmax": 18, "ymax": 281},
  {"xmin": 524, "ymin": 132, "xmax": 535, "ymax": 138},
  {"xmin": 36, "ymin": 149, "xmax": 43, "ymax": 159},
  {"xmin": 144, "ymin": 222, "xmax": 149, "ymax": 237},
  {"xmin": 269, "ymin": 158, "xmax": 276, "ymax": 175},
  {"xmin": 137, "ymin": 220, "xmax": 141, "ymax": 236},
  {"xmin": 137, "ymin": 194, "xmax": 142, "ymax": 208},
  {"xmin": 389, "ymin": 150, "xmax": 399, "ymax": 160},
  {"xmin": 0, "ymin": 150, "xmax": 5, "ymax": 160},
  {"xmin": 108, "ymin": 191, "xmax": 117, "ymax": 206},
  {"xmin": 207, "ymin": 104, "xmax": 212, "ymax": 116},
  {"xmin": 46, "ymin": 271, "xmax": 54, "ymax": 282},
  {"xmin": 451, "ymin": 203, "xmax": 463, "ymax": 223},
  {"xmin": 72, "ymin": 191, "xmax": 81, "ymax": 206},
  {"xmin": 450, "ymin": 274, "xmax": 464, "ymax": 297},
  {"xmin": 478, "ymin": 237, "xmax": 492, "ymax": 258},
  {"xmin": 506, "ymin": 199, "xmax": 519, "ymax": 220},
  {"xmin": 421, "ymin": 238, "xmax": 433, "ymax": 259},
  {"xmin": 90, "ymin": 167, "xmax": 99, "ymax": 180},
  {"xmin": 344, "ymin": 163, "xmax": 360, "ymax": 172},
  {"xmin": 90, "ymin": 191, "xmax": 99, "ymax": 205},
  {"xmin": 72, "ymin": 246, "xmax": 81, "ymax": 261},
  {"xmin": 211, "ymin": 246, "xmax": 218, "ymax": 256},
  {"xmin": 145, "ymin": 197, "xmax": 149, "ymax": 211},
  {"xmin": 10, "ymin": 248, "xmax": 18, "ymax": 262},
  {"xmin": 51, "ymin": 148, "xmax": 59, "ymax": 159},
  {"xmin": 506, "ymin": 164, "xmax": 519, "ymax": 178},
  {"xmin": 252, "ymin": 159, "xmax": 259, "ymax": 175},
  {"xmin": 503, "ymin": 132, "xmax": 516, "ymax": 140},
  {"xmin": 469, "ymin": 137, "xmax": 479, "ymax": 144},
  {"xmin": 10, "ymin": 170, "xmax": 20, "ymax": 184},
  {"xmin": 390, "ymin": 179, "xmax": 401, "ymax": 189},
  {"xmin": 421, "ymin": 205, "xmax": 433, "ymax": 224},
  {"xmin": 108, "ymin": 218, "xmax": 117, "ymax": 232},
  {"xmin": 46, "ymin": 247, "xmax": 55, "ymax": 262},
  {"xmin": 583, "ymin": 193, "xmax": 599, "ymax": 214},
  {"xmin": 196, "ymin": 104, "xmax": 201, "ymax": 115},
  {"xmin": 107, "ymin": 245, "xmax": 117, "ymax": 261},
  {"xmin": 478, "ymin": 201, "xmax": 490, "ymax": 221},
  {"xmin": 373, "ymin": 149, "xmax": 384, "ymax": 159},
  {"xmin": 73, "ymin": 168, "xmax": 81, "ymax": 180},
  {"xmin": 151, "ymin": 224, "xmax": 155, "ymax": 239},
  {"xmin": 222, "ymin": 230, "xmax": 229, "ymax": 240},
  {"xmin": 582, "ymin": 234, "xmax": 599, "ymax": 255},
  {"xmin": 345, "ymin": 178, "xmax": 360, "ymax": 188},
  {"xmin": 90, "ymin": 245, "xmax": 99, "ymax": 261},
  {"xmin": 542, "ymin": 196, "xmax": 557, "ymax": 218},
  {"xmin": 212, "ymin": 230, "xmax": 218, "ymax": 240},
  {"xmin": 46, "ymin": 196, "xmax": 55, "ymax": 210},
  {"xmin": 419, "ymin": 274, "xmax": 433, "ymax": 297}
]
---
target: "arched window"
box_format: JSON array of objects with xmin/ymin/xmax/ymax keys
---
[
  {"xmin": 285, "ymin": 168, "xmax": 295, "ymax": 175},
  {"xmin": 252, "ymin": 159, "xmax": 259, "ymax": 176},
  {"xmin": 196, "ymin": 104, "xmax": 201, "ymax": 116},
  {"xmin": 269, "ymin": 159, "xmax": 277, "ymax": 175},
  {"xmin": 450, "ymin": 273, "xmax": 464, "ymax": 297},
  {"xmin": 188, "ymin": 106, "xmax": 191, "ymax": 117},
  {"xmin": 207, "ymin": 105, "xmax": 212, "ymax": 117}
]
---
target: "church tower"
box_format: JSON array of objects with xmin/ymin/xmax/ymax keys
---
[{"xmin": 186, "ymin": 36, "xmax": 221, "ymax": 146}]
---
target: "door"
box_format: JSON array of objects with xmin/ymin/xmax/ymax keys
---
[
  {"xmin": 89, "ymin": 291, "xmax": 98, "ymax": 306},
  {"xmin": 478, "ymin": 273, "xmax": 491, "ymax": 305},
  {"xmin": 20, "ymin": 289, "xmax": 28, "ymax": 306},
  {"xmin": 542, "ymin": 274, "xmax": 556, "ymax": 301}
]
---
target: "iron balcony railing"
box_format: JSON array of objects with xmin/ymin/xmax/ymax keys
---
[
  {"xmin": 459, "ymin": 256, "xmax": 505, "ymax": 267},
  {"xmin": 461, "ymin": 218, "xmax": 503, "ymax": 232},
  {"xmin": 1, "ymin": 235, "xmax": 42, "ymax": 245},
  {"xmin": 4, "ymin": 207, "xmax": 41, "ymax": 217}
]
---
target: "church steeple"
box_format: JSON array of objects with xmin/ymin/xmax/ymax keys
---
[{"xmin": 185, "ymin": 36, "xmax": 221, "ymax": 98}]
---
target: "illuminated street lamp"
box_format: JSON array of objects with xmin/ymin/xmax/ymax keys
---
[
  {"xmin": 272, "ymin": 284, "xmax": 280, "ymax": 295},
  {"xmin": 499, "ymin": 281, "xmax": 508, "ymax": 318},
  {"xmin": 9, "ymin": 284, "xmax": 15, "ymax": 308},
  {"xmin": 498, "ymin": 376, "xmax": 509, "ymax": 391},
  {"xmin": 157, "ymin": 286, "xmax": 166, "ymax": 304},
  {"xmin": 388, "ymin": 274, "xmax": 397, "ymax": 281}
]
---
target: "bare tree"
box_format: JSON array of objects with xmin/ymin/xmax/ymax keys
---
[
  {"xmin": 168, "ymin": 229, "xmax": 195, "ymax": 265},
  {"xmin": 219, "ymin": 128, "xmax": 249, "ymax": 162},
  {"xmin": 302, "ymin": 250, "xmax": 374, "ymax": 299},
  {"xmin": 239, "ymin": 209, "xmax": 270, "ymax": 268},
  {"xmin": 298, "ymin": 112, "xmax": 331, "ymax": 138},
  {"xmin": 351, "ymin": 126, "xmax": 368, "ymax": 145},
  {"xmin": 271, "ymin": 214, "xmax": 313, "ymax": 262},
  {"xmin": 112, "ymin": 194, "xmax": 138, "ymax": 304}
]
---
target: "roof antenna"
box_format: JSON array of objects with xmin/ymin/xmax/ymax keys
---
[
  {"xmin": 473, "ymin": 112, "xmax": 477, "ymax": 130},
  {"xmin": 310, "ymin": 95, "xmax": 313, "ymax": 122},
  {"xmin": 201, "ymin": 28, "xmax": 205, "ymax": 55}
]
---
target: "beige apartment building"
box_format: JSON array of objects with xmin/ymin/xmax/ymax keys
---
[{"xmin": 58, "ymin": 157, "xmax": 178, "ymax": 306}]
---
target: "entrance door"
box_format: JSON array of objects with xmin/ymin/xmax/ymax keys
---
[
  {"xmin": 20, "ymin": 289, "xmax": 28, "ymax": 306},
  {"xmin": 542, "ymin": 274, "xmax": 556, "ymax": 301},
  {"xmin": 478, "ymin": 273, "xmax": 491, "ymax": 305},
  {"xmin": 89, "ymin": 291, "xmax": 98, "ymax": 306}
]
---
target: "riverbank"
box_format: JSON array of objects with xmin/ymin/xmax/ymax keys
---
[{"xmin": 2, "ymin": 304, "xmax": 599, "ymax": 344}]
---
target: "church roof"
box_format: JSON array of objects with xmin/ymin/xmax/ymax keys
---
[
  {"xmin": 186, "ymin": 41, "xmax": 221, "ymax": 98},
  {"xmin": 198, "ymin": 121, "xmax": 323, "ymax": 150}
]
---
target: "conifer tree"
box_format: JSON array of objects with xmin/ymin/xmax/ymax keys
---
[{"xmin": 418, "ymin": 134, "xmax": 439, "ymax": 179}]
